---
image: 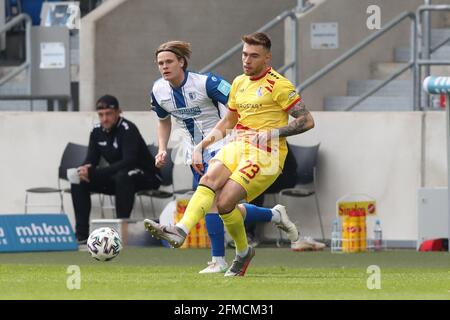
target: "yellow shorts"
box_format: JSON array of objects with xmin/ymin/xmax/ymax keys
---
[{"xmin": 211, "ymin": 141, "xmax": 284, "ymax": 202}]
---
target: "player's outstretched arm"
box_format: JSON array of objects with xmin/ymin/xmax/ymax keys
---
[{"xmin": 278, "ymin": 99, "xmax": 315, "ymax": 137}]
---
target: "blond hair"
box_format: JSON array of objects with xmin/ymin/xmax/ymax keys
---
[{"xmin": 155, "ymin": 41, "xmax": 192, "ymax": 71}]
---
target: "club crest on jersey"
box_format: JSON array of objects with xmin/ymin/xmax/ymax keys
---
[
  {"xmin": 256, "ymin": 86, "xmax": 263, "ymax": 97},
  {"xmin": 188, "ymin": 92, "xmax": 196, "ymax": 100}
]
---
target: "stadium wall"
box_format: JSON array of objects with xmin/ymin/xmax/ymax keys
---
[
  {"xmin": 295, "ymin": 0, "xmax": 450, "ymax": 111},
  {"xmin": 80, "ymin": 0, "xmax": 450, "ymax": 113},
  {"xmin": 0, "ymin": 111, "xmax": 446, "ymax": 243},
  {"xmin": 79, "ymin": 0, "xmax": 297, "ymax": 111}
]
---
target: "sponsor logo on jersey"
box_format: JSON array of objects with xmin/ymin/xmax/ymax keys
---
[
  {"xmin": 238, "ymin": 103, "xmax": 261, "ymax": 110},
  {"xmin": 171, "ymin": 106, "xmax": 202, "ymax": 119},
  {"xmin": 98, "ymin": 141, "xmax": 107, "ymax": 146}
]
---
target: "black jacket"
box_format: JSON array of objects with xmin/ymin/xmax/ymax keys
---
[{"xmin": 84, "ymin": 117, "xmax": 159, "ymax": 180}]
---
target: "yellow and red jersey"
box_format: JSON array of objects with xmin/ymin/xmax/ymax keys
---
[{"xmin": 227, "ymin": 67, "xmax": 301, "ymax": 159}]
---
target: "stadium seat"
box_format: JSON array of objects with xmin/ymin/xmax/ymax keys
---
[
  {"xmin": 278, "ymin": 143, "xmax": 325, "ymax": 242},
  {"xmin": 24, "ymin": 142, "xmax": 115, "ymax": 217},
  {"xmin": 24, "ymin": 142, "xmax": 88, "ymax": 214}
]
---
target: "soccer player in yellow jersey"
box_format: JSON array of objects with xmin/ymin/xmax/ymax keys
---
[{"xmin": 145, "ymin": 32, "xmax": 315, "ymax": 276}]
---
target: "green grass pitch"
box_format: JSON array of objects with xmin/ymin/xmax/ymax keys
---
[{"xmin": 0, "ymin": 247, "xmax": 449, "ymax": 299}]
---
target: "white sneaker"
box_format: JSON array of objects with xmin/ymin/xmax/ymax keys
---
[
  {"xmin": 291, "ymin": 236, "xmax": 326, "ymax": 251},
  {"xmin": 199, "ymin": 260, "xmax": 229, "ymax": 274},
  {"xmin": 272, "ymin": 204, "xmax": 298, "ymax": 242}
]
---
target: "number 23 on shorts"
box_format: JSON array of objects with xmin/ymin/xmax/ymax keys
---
[{"xmin": 238, "ymin": 160, "xmax": 260, "ymax": 179}]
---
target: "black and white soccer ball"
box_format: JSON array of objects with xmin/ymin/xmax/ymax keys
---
[{"xmin": 87, "ymin": 227, "xmax": 122, "ymax": 261}]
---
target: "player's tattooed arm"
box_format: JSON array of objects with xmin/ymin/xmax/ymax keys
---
[{"xmin": 278, "ymin": 99, "xmax": 314, "ymax": 137}]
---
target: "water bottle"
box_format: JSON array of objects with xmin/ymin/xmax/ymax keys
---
[
  {"xmin": 331, "ymin": 219, "xmax": 340, "ymax": 253},
  {"xmin": 373, "ymin": 219, "xmax": 383, "ymax": 251}
]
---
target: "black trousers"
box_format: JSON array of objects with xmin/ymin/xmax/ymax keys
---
[{"xmin": 71, "ymin": 169, "xmax": 160, "ymax": 240}]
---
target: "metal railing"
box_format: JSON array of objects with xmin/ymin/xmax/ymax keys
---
[
  {"xmin": 415, "ymin": 4, "xmax": 450, "ymax": 110},
  {"xmin": 200, "ymin": 9, "xmax": 299, "ymax": 84},
  {"xmin": 0, "ymin": 13, "xmax": 32, "ymax": 91},
  {"xmin": 296, "ymin": 11, "xmax": 417, "ymax": 111},
  {"xmin": 297, "ymin": 0, "xmax": 314, "ymax": 12}
]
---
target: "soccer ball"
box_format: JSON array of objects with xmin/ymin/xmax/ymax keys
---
[{"xmin": 87, "ymin": 227, "xmax": 122, "ymax": 261}]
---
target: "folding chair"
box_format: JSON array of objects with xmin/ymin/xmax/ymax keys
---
[{"xmin": 278, "ymin": 144, "xmax": 325, "ymax": 242}]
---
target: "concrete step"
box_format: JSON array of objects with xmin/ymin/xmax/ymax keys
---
[
  {"xmin": 430, "ymin": 28, "xmax": 450, "ymax": 46},
  {"xmin": 395, "ymin": 46, "xmax": 450, "ymax": 62},
  {"xmin": 371, "ymin": 62, "xmax": 412, "ymax": 80},
  {"xmin": 394, "ymin": 28, "xmax": 450, "ymax": 62},
  {"xmin": 0, "ymin": 66, "xmax": 27, "ymax": 83},
  {"xmin": 0, "ymin": 66, "xmax": 29, "ymax": 95},
  {"xmin": 324, "ymin": 96, "xmax": 413, "ymax": 111},
  {"xmin": 347, "ymin": 79, "xmax": 412, "ymax": 97},
  {"xmin": 0, "ymin": 82, "xmax": 28, "ymax": 95},
  {"xmin": 0, "ymin": 100, "xmax": 47, "ymax": 111},
  {"xmin": 370, "ymin": 62, "xmax": 450, "ymax": 80}
]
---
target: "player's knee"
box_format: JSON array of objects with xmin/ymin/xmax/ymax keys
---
[
  {"xmin": 216, "ymin": 196, "xmax": 235, "ymax": 214},
  {"xmin": 198, "ymin": 173, "xmax": 216, "ymax": 190}
]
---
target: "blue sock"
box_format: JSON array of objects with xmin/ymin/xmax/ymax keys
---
[
  {"xmin": 205, "ymin": 213, "xmax": 225, "ymax": 257},
  {"xmin": 243, "ymin": 204, "xmax": 273, "ymax": 223}
]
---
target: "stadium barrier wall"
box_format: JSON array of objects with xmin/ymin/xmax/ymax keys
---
[
  {"xmin": 79, "ymin": 0, "xmax": 297, "ymax": 111},
  {"xmin": 79, "ymin": 0, "xmax": 450, "ymax": 112},
  {"xmin": 0, "ymin": 111, "xmax": 446, "ymax": 243},
  {"xmin": 293, "ymin": 0, "xmax": 450, "ymax": 111}
]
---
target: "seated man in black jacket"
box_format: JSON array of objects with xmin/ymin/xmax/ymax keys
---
[{"xmin": 71, "ymin": 95, "xmax": 161, "ymax": 244}]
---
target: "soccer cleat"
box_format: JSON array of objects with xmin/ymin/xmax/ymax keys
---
[
  {"xmin": 272, "ymin": 204, "xmax": 299, "ymax": 242},
  {"xmin": 224, "ymin": 246, "xmax": 255, "ymax": 277},
  {"xmin": 143, "ymin": 219, "xmax": 187, "ymax": 248},
  {"xmin": 199, "ymin": 260, "xmax": 229, "ymax": 274},
  {"xmin": 291, "ymin": 236, "xmax": 326, "ymax": 251}
]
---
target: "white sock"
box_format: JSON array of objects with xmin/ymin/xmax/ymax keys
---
[
  {"xmin": 175, "ymin": 223, "xmax": 189, "ymax": 235},
  {"xmin": 236, "ymin": 246, "xmax": 249, "ymax": 258},
  {"xmin": 271, "ymin": 208, "xmax": 281, "ymax": 224},
  {"xmin": 212, "ymin": 256, "xmax": 226, "ymax": 265}
]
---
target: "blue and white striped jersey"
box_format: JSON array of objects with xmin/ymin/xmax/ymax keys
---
[{"xmin": 151, "ymin": 71, "xmax": 231, "ymax": 163}]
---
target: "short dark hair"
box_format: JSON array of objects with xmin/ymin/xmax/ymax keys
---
[
  {"xmin": 155, "ymin": 41, "xmax": 192, "ymax": 71},
  {"xmin": 96, "ymin": 94, "xmax": 119, "ymax": 110},
  {"xmin": 242, "ymin": 32, "xmax": 271, "ymax": 51}
]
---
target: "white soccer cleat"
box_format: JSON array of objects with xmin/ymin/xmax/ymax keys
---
[
  {"xmin": 291, "ymin": 236, "xmax": 326, "ymax": 251},
  {"xmin": 272, "ymin": 204, "xmax": 299, "ymax": 242},
  {"xmin": 198, "ymin": 260, "xmax": 229, "ymax": 274}
]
